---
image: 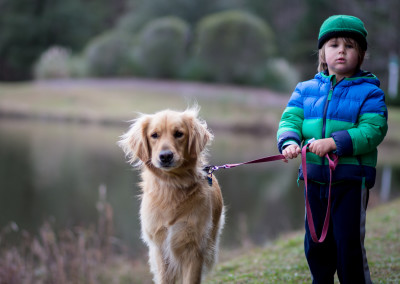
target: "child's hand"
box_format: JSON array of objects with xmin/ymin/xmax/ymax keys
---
[
  {"xmin": 283, "ymin": 144, "xmax": 301, "ymax": 159},
  {"xmin": 308, "ymin": 138, "xmax": 337, "ymax": 157}
]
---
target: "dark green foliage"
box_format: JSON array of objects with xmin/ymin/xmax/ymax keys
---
[
  {"xmin": 1, "ymin": 0, "xmax": 399, "ymax": 97},
  {"xmin": 135, "ymin": 17, "xmax": 190, "ymax": 78},
  {"xmin": 0, "ymin": 0, "xmax": 125, "ymax": 80},
  {"xmin": 194, "ymin": 10, "xmax": 276, "ymax": 84},
  {"xmin": 117, "ymin": 0, "xmax": 237, "ymax": 33},
  {"xmin": 84, "ymin": 32, "xmax": 135, "ymax": 77}
]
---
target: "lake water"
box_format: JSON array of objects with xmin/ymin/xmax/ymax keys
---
[{"xmin": 0, "ymin": 118, "xmax": 398, "ymax": 255}]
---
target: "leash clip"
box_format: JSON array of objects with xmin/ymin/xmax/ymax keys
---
[
  {"xmin": 204, "ymin": 165, "xmax": 217, "ymax": 186},
  {"xmin": 204, "ymin": 165, "xmax": 216, "ymax": 175}
]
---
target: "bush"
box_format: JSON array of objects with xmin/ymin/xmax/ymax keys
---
[
  {"xmin": 68, "ymin": 55, "xmax": 89, "ymax": 78},
  {"xmin": 33, "ymin": 46, "xmax": 71, "ymax": 80},
  {"xmin": 135, "ymin": 17, "xmax": 190, "ymax": 78},
  {"xmin": 0, "ymin": 0, "xmax": 123, "ymax": 81},
  {"xmin": 261, "ymin": 58, "xmax": 300, "ymax": 93},
  {"xmin": 193, "ymin": 10, "xmax": 276, "ymax": 84},
  {"xmin": 83, "ymin": 31, "xmax": 136, "ymax": 77}
]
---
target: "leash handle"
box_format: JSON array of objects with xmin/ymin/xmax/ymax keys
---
[{"xmin": 302, "ymin": 143, "xmax": 338, "ymax": 243}]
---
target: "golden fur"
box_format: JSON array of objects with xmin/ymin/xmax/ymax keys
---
[{"xmin": 118, "ymin": 107, "xmax": 225, "ymax": 284}]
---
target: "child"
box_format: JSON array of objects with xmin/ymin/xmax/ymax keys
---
[{"xmin": 277, "ymin": 15, "xmax": 388, "ymax": 283}]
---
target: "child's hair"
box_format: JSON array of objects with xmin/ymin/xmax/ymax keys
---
[{"xmin": 318, "ymin": 37, "xmax": 366, "ymax": 73}]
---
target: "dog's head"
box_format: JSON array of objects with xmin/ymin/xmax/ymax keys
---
[{"xmin": 118, "ymin": 106, "xmax": 213, "ymax": 171}]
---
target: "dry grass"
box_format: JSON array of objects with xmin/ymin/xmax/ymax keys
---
[{"xmin": 0, "ymin": 185, "xmax": 151, "ymax": 284}]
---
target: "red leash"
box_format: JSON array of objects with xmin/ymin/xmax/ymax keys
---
[
  {"xmin": 302, "ymin": 143, "xmax": 338, "ymax": 243},
  {"xmin": 206, "ymin": 144, "xmax": 338, "ymax": 244},
  {"xmin": 205, "ymin": 154, "xmax": 287, "ymax": 174},
  {"xmin": 204, "ymin": 154, "xmax": 287, "ymax": 186}
]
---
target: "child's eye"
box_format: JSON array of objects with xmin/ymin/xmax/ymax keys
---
[{"xmin": 346, "ymin": 44, "xmax": 354, "ymax": 49}]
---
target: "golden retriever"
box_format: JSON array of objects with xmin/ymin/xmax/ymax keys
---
[{"xmin": 118, "ymin": 106, "xmax": 225, "ymax": 284}]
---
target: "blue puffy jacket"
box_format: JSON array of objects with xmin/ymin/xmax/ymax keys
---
[{"xmin": 277, "ymin": 70, "xmax": 388, "ymax": 188}]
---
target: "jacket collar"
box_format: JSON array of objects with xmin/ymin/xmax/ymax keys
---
[{"xmin": 317, "ymin": 69, "xmax": 380, "ymax": 87}]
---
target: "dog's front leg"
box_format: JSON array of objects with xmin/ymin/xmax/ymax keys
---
[
  {"xmin": 170, "ymin": 223, "xmax": 204, "ymax": 284},
  {"xmin": 149, "ymin": 245, "xmax": 175, "ymax": 284},
  {"xmin": 182, "ymin": 253, "xmax": 203, "ymax": 284}
]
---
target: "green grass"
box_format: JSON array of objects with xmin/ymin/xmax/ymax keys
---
[{"xmin": 205, "ymin": 199, "xmax": 400, "ymax": 283}]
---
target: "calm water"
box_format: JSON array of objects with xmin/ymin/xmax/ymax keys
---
[{"xmin": 0, "ymin": 119, "xmax": 398, "ymax": 255}]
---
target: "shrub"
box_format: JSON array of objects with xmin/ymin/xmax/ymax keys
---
[
  {"xmin": 193, "ymin": 10, "xmax": 276, "ymax": 84},
  {"xmin": 261, "ymin": 58, "xmax": 300, "ymax": 93},
  {"xmin": 68, "ymin": 55, "xmax": 89, "ymax": 78},
  {"xmin": 33, "ymin": 46, "xmax": 71, "ymax": 80},
  {"xmin": 83, "ymin": 31, "xmax": 136, "ymax": 77},
  {"xmin": 135, "ymin": 17, "xmax": 190, "ymax": 78}
]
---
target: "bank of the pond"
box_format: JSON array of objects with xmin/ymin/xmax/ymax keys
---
[
  {"xmin": 1, "ymin": 78, "xmax": 399, "ymax": 163},
  {"xmin": 0, "ymin": 78, "xmax": 287, "ymax": 136},
  {"xmin": 204, "ymin": 198, "xmax": 400, "ymax": 283}
]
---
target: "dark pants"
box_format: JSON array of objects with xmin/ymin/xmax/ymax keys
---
[{"xmin": 304, "ymin": 180, "xmax": 372, "ymax": 284}]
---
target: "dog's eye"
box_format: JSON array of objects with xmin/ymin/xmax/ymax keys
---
[
  {"xmin": 174, "ymin": 131, "xmax": 183, "ymax": 138},
  {"xmin": 151, "ymin": 133, "xmax": 158, "ymax": 139}
]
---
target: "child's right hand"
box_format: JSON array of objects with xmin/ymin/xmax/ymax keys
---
[{"xmin": 282, "ymin": 144, "xmax": 301, "ymax": 159}]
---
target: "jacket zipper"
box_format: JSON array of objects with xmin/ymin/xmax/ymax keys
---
[
  {"xmin": 322, "ymin": 82, "xmax": 333, "ymax": 138},
  {"xmin": 321, "ymin": 76, "xmax": 336, "ymax": 165}
]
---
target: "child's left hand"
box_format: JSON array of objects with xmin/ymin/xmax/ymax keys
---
[{"xmin": 308, "ymin": 138, "xmax": 337, "ymax": 157}]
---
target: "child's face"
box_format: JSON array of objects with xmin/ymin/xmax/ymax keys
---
[{"xmin": 323, "ymin": 38, "xmax": 360, "ymax": 80}]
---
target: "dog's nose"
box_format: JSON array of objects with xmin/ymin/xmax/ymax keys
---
[{"xmin": 159, "ymin": 150, "xmax": 173, "ymax": 165}]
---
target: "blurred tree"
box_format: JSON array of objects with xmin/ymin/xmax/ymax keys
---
[
  {"xmin": 194, "ymin": 10, "xmax": 276, "ymax": 84},
  {"xmin": 33, "ymin": 46, "xmax": 71, "ymax": 79},
  {"xmin": 117, "ymin": 0, "xmax": 240, "ymax": 33},
  {"xmin": 289, "ymin": 0, "xmax": 336, "ymax": 79},
  {"xmin": 361, "ymin": 0, "xmax": 400, "ymax": 103},
  {"xmin": 243, "ymin": 0, "xmax": 305, "ymax": 60},
  {"xmin": 83, "ymin": 31, "xmax": 135, "ymax": 77},
  {"xmin": 0, "ymin": 0, "xmax": 127, "ymax": 81},
  {"xmin": 135, "ymin": 17, "xmax": 190, "ymax": 78}
]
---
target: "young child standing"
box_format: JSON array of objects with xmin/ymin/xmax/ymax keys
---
[{"xmin": 277, "ymin": 15, "xmax": 388, "ymax": 283}]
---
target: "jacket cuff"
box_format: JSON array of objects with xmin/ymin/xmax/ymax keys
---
[
  {"xmin": 331, "ymin": 130, "xmax": 353, "ymax": 156},
  {"xmin": 277, "ymin": 131, "xmax": 301, "ymax": 153}
]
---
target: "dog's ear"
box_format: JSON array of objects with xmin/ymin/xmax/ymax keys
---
[
  {"xmin": 184, "ymin": 108, "xmax": 214, "ymax": 158},
  {"xmin": 118, "ymin": 114, "xmax": 151, "ymax": 165}
]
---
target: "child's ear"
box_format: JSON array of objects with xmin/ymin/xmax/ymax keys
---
[
  {"xmin": 359, "ymin": 51, "xmax": 366, "ymax": 66},
  {"xmin": 319, "ymin": 53, "xmax": 326, "ymax": 63}
]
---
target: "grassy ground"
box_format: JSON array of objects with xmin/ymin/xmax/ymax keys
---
[
  {"xmin": 1, "ymin": 79, "xmax": 399, "ymax": 283},
  {"xmin": 204, "ymin": 198, "xmax": 400, "ymax": 283}
]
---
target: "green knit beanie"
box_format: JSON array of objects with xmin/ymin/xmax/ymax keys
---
[{"xmin": 318, "ymin": 15, "xmax": 368, "ymax": 50}]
